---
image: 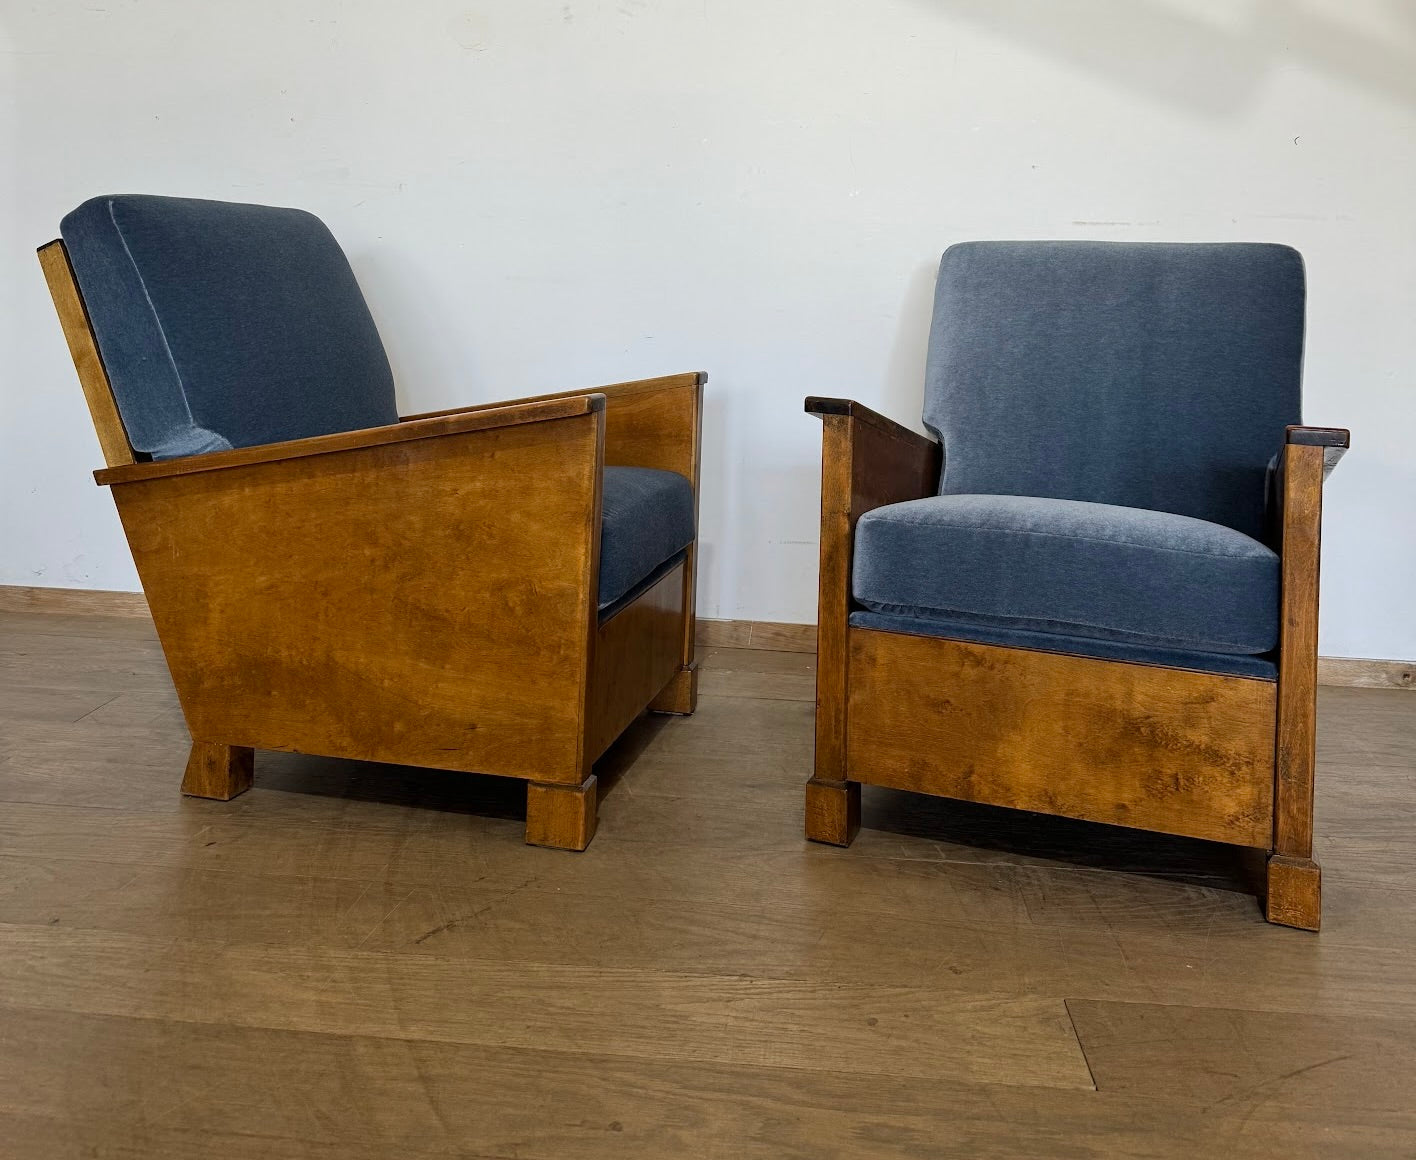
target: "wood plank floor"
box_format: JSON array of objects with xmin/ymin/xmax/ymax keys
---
[{"xmin": 1, "ymin": 610, "xmax": 1415, "ymax": 1158}]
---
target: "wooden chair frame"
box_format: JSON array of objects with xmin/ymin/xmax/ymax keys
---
[
  {"xmin": 805, "ymin": 396, "xmax": 1348, "ymax": 930},
  {"xmin": 39, "ymin": 239, "xmax": 703, "ymax": 851}
]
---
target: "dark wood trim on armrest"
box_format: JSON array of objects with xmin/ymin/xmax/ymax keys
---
[
  {"xmin": 805, "ymin": 396, "xmax": 935, "ymax": 453},
  {"xmin": 94, "ymin": 394, "xmax": 605, "ymax": 486},
  {"xmin": 1286, "ymin": 425, "xmax": 1349, "ymax": 478}
]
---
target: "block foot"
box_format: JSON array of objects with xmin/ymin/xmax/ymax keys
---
[
  {"xmin": 1266, "ymin": 854, "xmax": 1321, "ymax": 930},
  {"xmin": 526, "ymin": 774, "xmax": 598, "ymax": 851},
  {"xmin": 805, "ymin": 777, "xmax": 860, "ymax": 846},
  {"xmin": 181, "ymin": 742, "xmax": 254, "ymax": 801}
]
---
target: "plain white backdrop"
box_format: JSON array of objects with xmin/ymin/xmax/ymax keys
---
[{"xmin": 1, "ymin": 0, "xmax": 1412, "ymax": 659}]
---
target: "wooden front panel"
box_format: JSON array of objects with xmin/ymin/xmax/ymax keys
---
[
  {"xmin": 846, "ymin": 629, "xmax": 1277, "ymax": 848},
  {"xmin": 586, "ymin": 562, "xmax": 685, "ymax": 762},
  {"xmin": 112, "ymin": 413, "xmax": 602, "ymax": 782}
]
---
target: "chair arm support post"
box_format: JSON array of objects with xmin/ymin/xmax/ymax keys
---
[
  {"xmin": 809, "ymin": 397, "xmax": 941, "ymax": 784},
  {"xmin": 1273, "ymin": 432, "xmax": 1340, "ymax": 865}
]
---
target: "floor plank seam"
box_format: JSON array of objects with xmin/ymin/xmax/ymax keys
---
[{"xmin": 1062, "ymin": 999, "xmax": 1099, "ymax": 1092}]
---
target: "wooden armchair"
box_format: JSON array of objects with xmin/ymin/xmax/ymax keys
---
[
  {"xmin": 806, "ymin": 241, "xmax": 1346, "ymax": 929},
  {"xmin": 39, "ymin": 194, "xmax": 703, "ymax": 851}
]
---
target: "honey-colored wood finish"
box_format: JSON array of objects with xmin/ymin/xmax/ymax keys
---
[
  {"xmin": 525, "ymin": 775, "xmax": 598, "ymax": 851},
  {"xmin": 36, "ymin": 241, "xmax": 135, "ymax": 468},
  {"xmin": 40, "ymin": 239, "xmax": 704, "ymax": 851},
  {"xmin": 805, "ymin": 397, "xmax": 1348, "ymax": 927},
  {"xmin": 180, "ymin": 742, "xmax": 254, "ymax": 801},
  {"xmin": 649, "ymin": 659, "xmax": 699, "ymax": 715},
  {"xmin": 804, "ymin": 398, "xmax": 940, "ymax": 843},
  {"xmin": 113, "ymin": 406, "xmax": 605, "ymax": 784},
  {"xmin": 848, "ymin": 629, "xmax": 1277, "ymax": 847},
  {"xmin": 1267, "ymin": 428, "xmax": 1344, "ymax": 930},
  {"xmin": 587, "ymin": 563, "xmax": 685, "ymax": 762}
]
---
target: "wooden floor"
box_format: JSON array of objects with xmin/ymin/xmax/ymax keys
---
[{"xmin": 2, "ymin": 609, "xmax": 1415, "ymax": 1158}]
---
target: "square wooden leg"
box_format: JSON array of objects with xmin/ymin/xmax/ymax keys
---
[
  {"xmin": 1266, "ymin": 854, "xmax": 1321, "ymax": 930},
  {"xmin": 805, "ymin": 777, "xmax": 860, "ymax": 846},
  {"xmin": 649, "ymin": 662, "xmax": 699, "ymax": 716},
  {"xmin": 181, "ymin": 742, "xmax": 254, "ymax": 801},
  {"xmin": 526, "ymin": 774, "xmax": 598, "ymax": 851}
]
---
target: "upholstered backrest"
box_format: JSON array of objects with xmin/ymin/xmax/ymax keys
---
[
  {"xmin": 61, "ymin": 195, "xmax": 399, "ymax": 460},
  {"xmin": 923, "ymin": 241, "xmax": 1304, "ymax": 539}
]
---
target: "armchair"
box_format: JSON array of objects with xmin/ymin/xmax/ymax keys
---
[
  {"xmin": 40, "ymin": 194, "xmax": 703, "ymax": 850},
  {"xmin": 806, "ymin": 241, "xmax": 1346, "ymax": 929}
]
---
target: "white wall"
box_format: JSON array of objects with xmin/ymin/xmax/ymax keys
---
[{"xmin": 2, "ymin": 0, "xmax": 1412, "ymax": 659}]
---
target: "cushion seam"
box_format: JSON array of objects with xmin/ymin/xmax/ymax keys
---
[
  {"xmin": 854, "ymin": 597, "xmax": 1271, "ymax": 653},
  {"xmin": 105, "ymin": 199, "xmax": 205, "ymax": 451},
  {"xmin": 859, "ymin": 514, "xmax": 1273, "ymax": 560}
]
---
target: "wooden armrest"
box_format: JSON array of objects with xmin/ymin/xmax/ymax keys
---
[
  {"xmin": 1286, "ymin": 425, "xmax": 1349, "ymax": 478},
  {"xmin": 94, "ymin": 394, "xmax": 604, "ymax": 487},
  {"xmin": 400, "ymin": 372, "xmax": 705, "ymax": 423},
  {"xmin": 401, "ymin": 371, "xmax": 704, "ymax": 483},
  {"xmin": 811, "ymin": 392, "xmax": 941, "ymax": 611},
  {"xmin": 805, "ymin": 396, "xmax": 937, "ymax": 458}
]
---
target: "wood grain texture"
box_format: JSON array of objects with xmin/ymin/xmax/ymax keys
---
[
  {"xmin": 587, "ymin": 564, "xmax": 685, "ymax": 762},
  {"xmin": 1275, "ymin": 441, "xmax": 1326, "ymax": 863},
  {"xmin": 1267, "ymin": 854, "xmax": 1322, "ymax": 931},
  {"xmin": 804, "ymin": 777, "xmax": 860, "ymax": 845},
  {"xmin": 180, "ymin": 742, "xmax": 253, "ymax": 801},
  {"xmin": 846, "ymin": 628, "xmax": 1278, "ymax": 848},
  {"xmin": 114, "ymin": 409, "xmax": 604, "ymax": 783},
  {"xmin": 36, "ymin": 241, "xmax": 136, "ymax": 469},
  {"xmin": 807, "ymin": 399, "xmax": 941, "ymax": 789},
  {"xmin": 648, "ymin": 660, "xmax": 699, "ymax": 715},
  {"xmin": 525, "ymin": 775, "xmax": 598, "ymax": 851}
]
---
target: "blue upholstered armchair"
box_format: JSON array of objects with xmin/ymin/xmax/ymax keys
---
[
  {"xmin": 41, "ymin": 195, "xmax": 705, "ymax": 850},
  {"xmin": 806, "ymin": 241, "xmax": 1347, "ymax": 929}
]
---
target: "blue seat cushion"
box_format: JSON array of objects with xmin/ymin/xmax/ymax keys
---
[
  {"xmin": 598, "ymin": 467, "xmax": 695, "ymax": 614},
  {"xmin": 852, "ymin": 494, "xmax": 1279, "ymax": 656},
  {"xmin": 61, "ymin": 195, "xmax": 399, "ymax": 460}
]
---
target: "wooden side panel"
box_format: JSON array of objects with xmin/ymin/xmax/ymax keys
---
[
  {"xmin": 586, "ymin": 562, "xmax": 685, "ymax": 762},
  {"xmin": 846, "ymin": 629, "xmax": 1278, "ymax": 848},
  {"xmin": 111, "ymin": 411, "xmax": 603, "ymax": 783},
  {"xmin": 37, "ymin": 240, "xmax": 136, "ymax": 468}
]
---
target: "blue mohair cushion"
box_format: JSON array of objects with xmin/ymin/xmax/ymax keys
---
[
  {"xmin": 598, "ymin": 467, "xmax": 695, "ymax": 612},
  {"xmin": 848, "ymin": 612, "xmax": 1276, "ymax": 680},
  {"xmin": 925, "ymin": 241, "xmax": 1304, "ymax": 541},
  {"xmin": 852, "ymin": 494, "xmax": 1279, "ymax": 656},
  {"xmin": 60, "ymin": 195, "xmax": 399, "ymax": 459}
]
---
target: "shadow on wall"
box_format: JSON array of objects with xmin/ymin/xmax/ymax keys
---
[{"xmin": 909, "ymin": 0, "xmax": 1416, "ymax": 117}]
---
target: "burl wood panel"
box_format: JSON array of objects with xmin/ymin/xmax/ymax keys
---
[
  {"xmin": 111, "ymin": 410, "xmax": 603, "ymax": 784},
  {"xmin": 586, "ymin": 562, "xmax": 686, "ymax": 763},
  {"xmin": 846, "ymin": 628, "xmax": 1278, "ymax": 848}
]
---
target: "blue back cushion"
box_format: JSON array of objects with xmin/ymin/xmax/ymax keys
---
[
  {"xmin": 923, "ymin": 241, "xmax": 1305, "ymax": 540},
  {"xmin": 61, "ymin": 195, "xmax": 399, "ymax": 459}
]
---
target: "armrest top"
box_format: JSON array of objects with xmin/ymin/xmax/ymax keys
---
[
  {"xmin": 1287, "ymin": 425, "xmax": 1350, "ymax": 448},
  {"xmin": 95, "ymin": 393, "xmax": 604, "ymax": 487},
  {"xmin": 804, "ymin": 396, "xmax": 937, "ymax": 449}
]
